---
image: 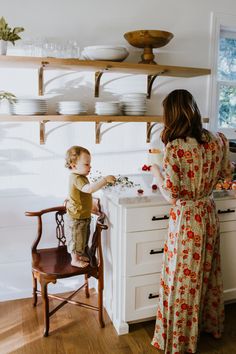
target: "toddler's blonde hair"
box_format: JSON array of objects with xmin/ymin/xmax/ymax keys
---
[{"xmin": 65, "ymin": 146, "xmax": 90, "ymax": 169}]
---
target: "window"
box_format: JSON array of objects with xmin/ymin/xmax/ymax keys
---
[
  {"xmin": 210, "ymin": 12, "xmax": 236, "ymax": 138},
  {"xmin": 217, "ymin": 30, "xmax": 236, "ymax": 128}
]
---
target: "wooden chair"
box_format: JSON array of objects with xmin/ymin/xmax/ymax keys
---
[{"xmin": 25, "ymin": 198, "xmax": 107, "ymax": 337}]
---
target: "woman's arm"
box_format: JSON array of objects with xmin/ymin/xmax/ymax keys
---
[{"xmin": 151, "ymin": 164, "xmax": 177, "ymax": 205}]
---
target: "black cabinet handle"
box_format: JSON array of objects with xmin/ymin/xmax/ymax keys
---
[
  {"xmin": 150, "ymin": 248, "xmax": 164, "ymax": 255},
  {"xmin": 218, "ymin": 208, "xmax": 235, "ymax": 214},
  {"xmin": 148, "ymin": 293, "xmax": 159, "ymax": 299},
  {"xmin": 152, "ymin": 215, "xmax": 169, "ymax": 221}
]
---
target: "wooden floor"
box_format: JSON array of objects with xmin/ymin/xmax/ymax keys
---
[{"xmin": 0, "ymin": 289, "xmax": 236, "ymax": 354}]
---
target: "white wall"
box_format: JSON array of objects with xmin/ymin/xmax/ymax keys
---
[{"xmin": 0, "ymin": 0, "xmax": 236, "ymax": 301}]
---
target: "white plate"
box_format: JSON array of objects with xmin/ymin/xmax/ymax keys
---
[
  {"xmin": 124, "ymin": 112, "xmax": 146, "ymax": 116},
  {"xmin": 57, "ymin": 112, "xmax": 87, "ymax": 115}
]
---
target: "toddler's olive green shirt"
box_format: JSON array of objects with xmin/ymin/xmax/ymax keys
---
[{"xmin": 67, "ymin": 173, "xmax": 92, "ymax": 219}]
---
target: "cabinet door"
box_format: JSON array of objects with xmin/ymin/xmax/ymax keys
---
[
  {"xmin": 126, "ymin": 205, "xmax": 170, "ymax": 232},
  {"xmin": 126, "ymin": 229, "xmax": 166, "ymax": 276},
  {"xmin": 220, "ymin": 221, "xmax": 236, "ymax": 302},
  {"xmin": 125, "ymin": 273, "xmax": 160, "ymax": 322}
]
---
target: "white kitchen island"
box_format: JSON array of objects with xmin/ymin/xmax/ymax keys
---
[{"xmin": 100, "ymin": 180, "xmax": 236, "ymax": 335}]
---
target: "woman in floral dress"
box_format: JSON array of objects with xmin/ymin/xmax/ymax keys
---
[{"xmin": 151, "ymin": 90, "xmax": 232, "ymax": 354}]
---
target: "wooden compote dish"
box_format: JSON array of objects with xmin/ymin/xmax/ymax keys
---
[{"xmin": 124, "ymin": 29, "xmax": 174, "ymax": 64}]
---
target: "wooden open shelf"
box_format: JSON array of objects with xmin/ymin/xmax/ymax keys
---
[
  {"xmin": 0, "ymin": 114, "xmax": 210, "ymax": 123},
  {"xmin": 0, "ymin": 114, "xmax": 209, "ymax": 144},
  {"xmin": 0, "ymin": 55, "xmax": 211, "ymax": 77},
  {"xmin": 0, "ymin": 55, "xmax": 211, "ymax": 98},
  {"xmin": 0, "ymin": 114, "xmax": 163, "ymax": 123},
  {"xmin": 0, "ymin": 55, "xmax": 211, "ymax": 144}
]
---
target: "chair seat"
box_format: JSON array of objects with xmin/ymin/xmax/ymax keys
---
[{"xmin": 32, "ymin": 246, "xmax": 98, "ymax": 278}]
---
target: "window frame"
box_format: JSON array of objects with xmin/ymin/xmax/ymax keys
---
[{"xmin": 209, "ymin": 12, "xmax": 236, "ymax": 138}]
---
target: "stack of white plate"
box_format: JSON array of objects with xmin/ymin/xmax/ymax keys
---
[
  {"xmin": 12, "ymin": 98, "xmax": 47, "ymax": 115},
  {"xmin": 121, "ymin": 93, "xmax": 147, "ymax": 116},
  {"xmin": 57, "ymin": 101, "xmax": 87, "ymax": 115},
  {"xmin": 95, "ymin": 102, "xmax": 120, "ymax": 115}
]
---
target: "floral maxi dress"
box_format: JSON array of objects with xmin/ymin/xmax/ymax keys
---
[{"xmin": 151, "ymin": 132, "xmax": 232, "ymax": 354}]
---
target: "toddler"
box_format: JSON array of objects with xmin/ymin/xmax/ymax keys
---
[{"xmin": 65, "ymin": 145, "xmax": 116, "ymax": 268}]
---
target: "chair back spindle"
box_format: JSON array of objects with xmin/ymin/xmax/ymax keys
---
[{"xmin": 55, "ymin": 211, "xmax": 67, "ymax": 246}]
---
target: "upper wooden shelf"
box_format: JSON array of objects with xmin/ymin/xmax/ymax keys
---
[
  {"xmin": 0, "ymin": 56, "xmax": 211, "ymax": 143},
  {"xmin": 0, "ymin": 55, "xmax": 211, "ymax": 78}
]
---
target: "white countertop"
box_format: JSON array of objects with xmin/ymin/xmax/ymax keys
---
[{"xmin": 100, "ymin": 173, "xmax": 236, "ymax": 206}]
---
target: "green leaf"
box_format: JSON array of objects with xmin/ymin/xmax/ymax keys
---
[
  {"xmin": 0, "ymin": 17, "xmax": 7, "ymax": 29},
  {"xmin": 0, "ymin": 17, "xmax": 24, "ymax": 42},
  {"xmin": 13, "ymin": 27, "xmax": 24, "ymax": 34},
  {"xmin": 0, "ymin": 91, "xmax": 16, "ymax": 103}
]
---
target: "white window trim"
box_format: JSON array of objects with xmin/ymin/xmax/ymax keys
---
[{"xmin": 209, "ymin": 12, "xmax": 236, "ymax": 138}]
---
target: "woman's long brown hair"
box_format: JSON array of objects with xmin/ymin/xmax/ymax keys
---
[{"xmin": 161, "ymin": 89, "xmax": 207, "ymax": 145}]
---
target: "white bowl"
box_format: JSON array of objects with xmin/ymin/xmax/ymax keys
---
[{"xmin": 81, "ymin": 45, "xmax": 129, "ymax": 61}]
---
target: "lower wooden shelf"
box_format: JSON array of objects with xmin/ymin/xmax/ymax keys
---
[
  {"xmin": 0, "ymin": 115, "xmax": 209, "ymax": 144},
  {"xmin": 0, "ymin": 114, "xmax": 163, "ymax": 122}
]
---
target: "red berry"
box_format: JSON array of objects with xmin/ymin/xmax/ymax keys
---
[
  {"xmin": 142, "ymin": 165, "xmax": 148, "ymax": 171},
  {"xmin": 147, "ymin": 165, "xmax": 151, "ymax": 171},
  {"xmin": 152, "ymin": 184, "xmax": 158, "ymax": 191},
  {"xmin": 137, "ymin": 189, "xmax": 144, "ymax": 194}
]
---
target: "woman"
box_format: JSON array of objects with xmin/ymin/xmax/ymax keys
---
[{"xmin": 151, "ymin": 89, "xmax": 232, "ymax": 354}]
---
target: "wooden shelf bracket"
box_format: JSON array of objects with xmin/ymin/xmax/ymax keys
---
[
  {"xmin": 147, "ymin": 71, "xmax": 165, "ymax": 99},
  {"xmin": 95, "ymin": 71, "xmax": 103, "ymax": 97},
  {"xmin": 38, "ymin": 61, "xmax": 49, "ymax": 96},
  {"xmin": 146, "ymin": 122, "xmax": 159, "ymax": 143},
  {"xmin": 95, "ymin": 122, "xmax": 103, "ymax": 144},
  {"xmin": 39, "ymin": 120, "xmax": 49, "ymax": 144},
  {"xmin": 94, "ymin": 65, "xmax": 112, "ymax": 97}
]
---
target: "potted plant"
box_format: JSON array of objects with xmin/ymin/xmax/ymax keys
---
[
  {"xmin": 0, "ymin": 90, "xmax": 16, "ymax": 114},
  {"xmin": 0, "ymin": 17, "xmax": 24, "ymax": 55}
]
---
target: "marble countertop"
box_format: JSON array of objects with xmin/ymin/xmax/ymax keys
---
[{"xmin": 100, "ymin": 174, "xmax": 236, "ymax": 206}]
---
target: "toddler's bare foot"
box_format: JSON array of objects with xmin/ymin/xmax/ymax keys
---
[
  {"xmin": 71, "ymin": 259, "xmax": 89, "ymax": 268},
  {"xmin": 71, "ymin": 253, "xmax": 89, "ymax": 268},
  {"xmin": 78, "ymin": 255, "xmax": 90, "ymax": 262}
]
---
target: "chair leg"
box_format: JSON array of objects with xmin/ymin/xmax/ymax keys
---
[
  {"xmin": 98, "ymin": 276, "xmax": 105, "ymax": 328},
  {"xmin": 40, "ymin": 278, "xmax": 50, "ymax": 337},
  {"xmin": 85, "ymin": 274, "xmax": 90, "ymax": 298},
  {"xmin": 32, "ymin": 272, "xmax": 38, "ymax": 307}
]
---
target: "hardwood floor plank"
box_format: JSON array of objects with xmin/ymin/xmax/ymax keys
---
[{"xmin": 0, "ymin": 290, "xmax": 236, "ymax": 354}]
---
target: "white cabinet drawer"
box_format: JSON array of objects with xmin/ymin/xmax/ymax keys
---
[
  {"xmin": 125, "ymin": 273, "xmax": 160, "ymax": 322},
  {"xmin": 126, "ymin": 205, "xmax": 170, "ymax": 232},
  {"xmin": 216, "ymin": 199, "xmax": 236, "ymax": 222},
  {"xmin": 126, "ymin": 229, "xmax": 166, "ymax": 276},
  {"xmin": 220, "ymin": 220, "xmax": 236, "ymax": 233}
]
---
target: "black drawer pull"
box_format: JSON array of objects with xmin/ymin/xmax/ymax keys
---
[
  {"xmin": 152, "ymin": 215, "xmax": 169, "ymax": 221},
  {"xmin": 218, "ymin": 208, "xmax": 235, "ymax": 214},
  {"xmin": 148, "ymin": 293, "xmax": 159, "ymax": 299},
  {"xmin": 150, "ymin": 248, "xmax": 164, "ymax": 255}
]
